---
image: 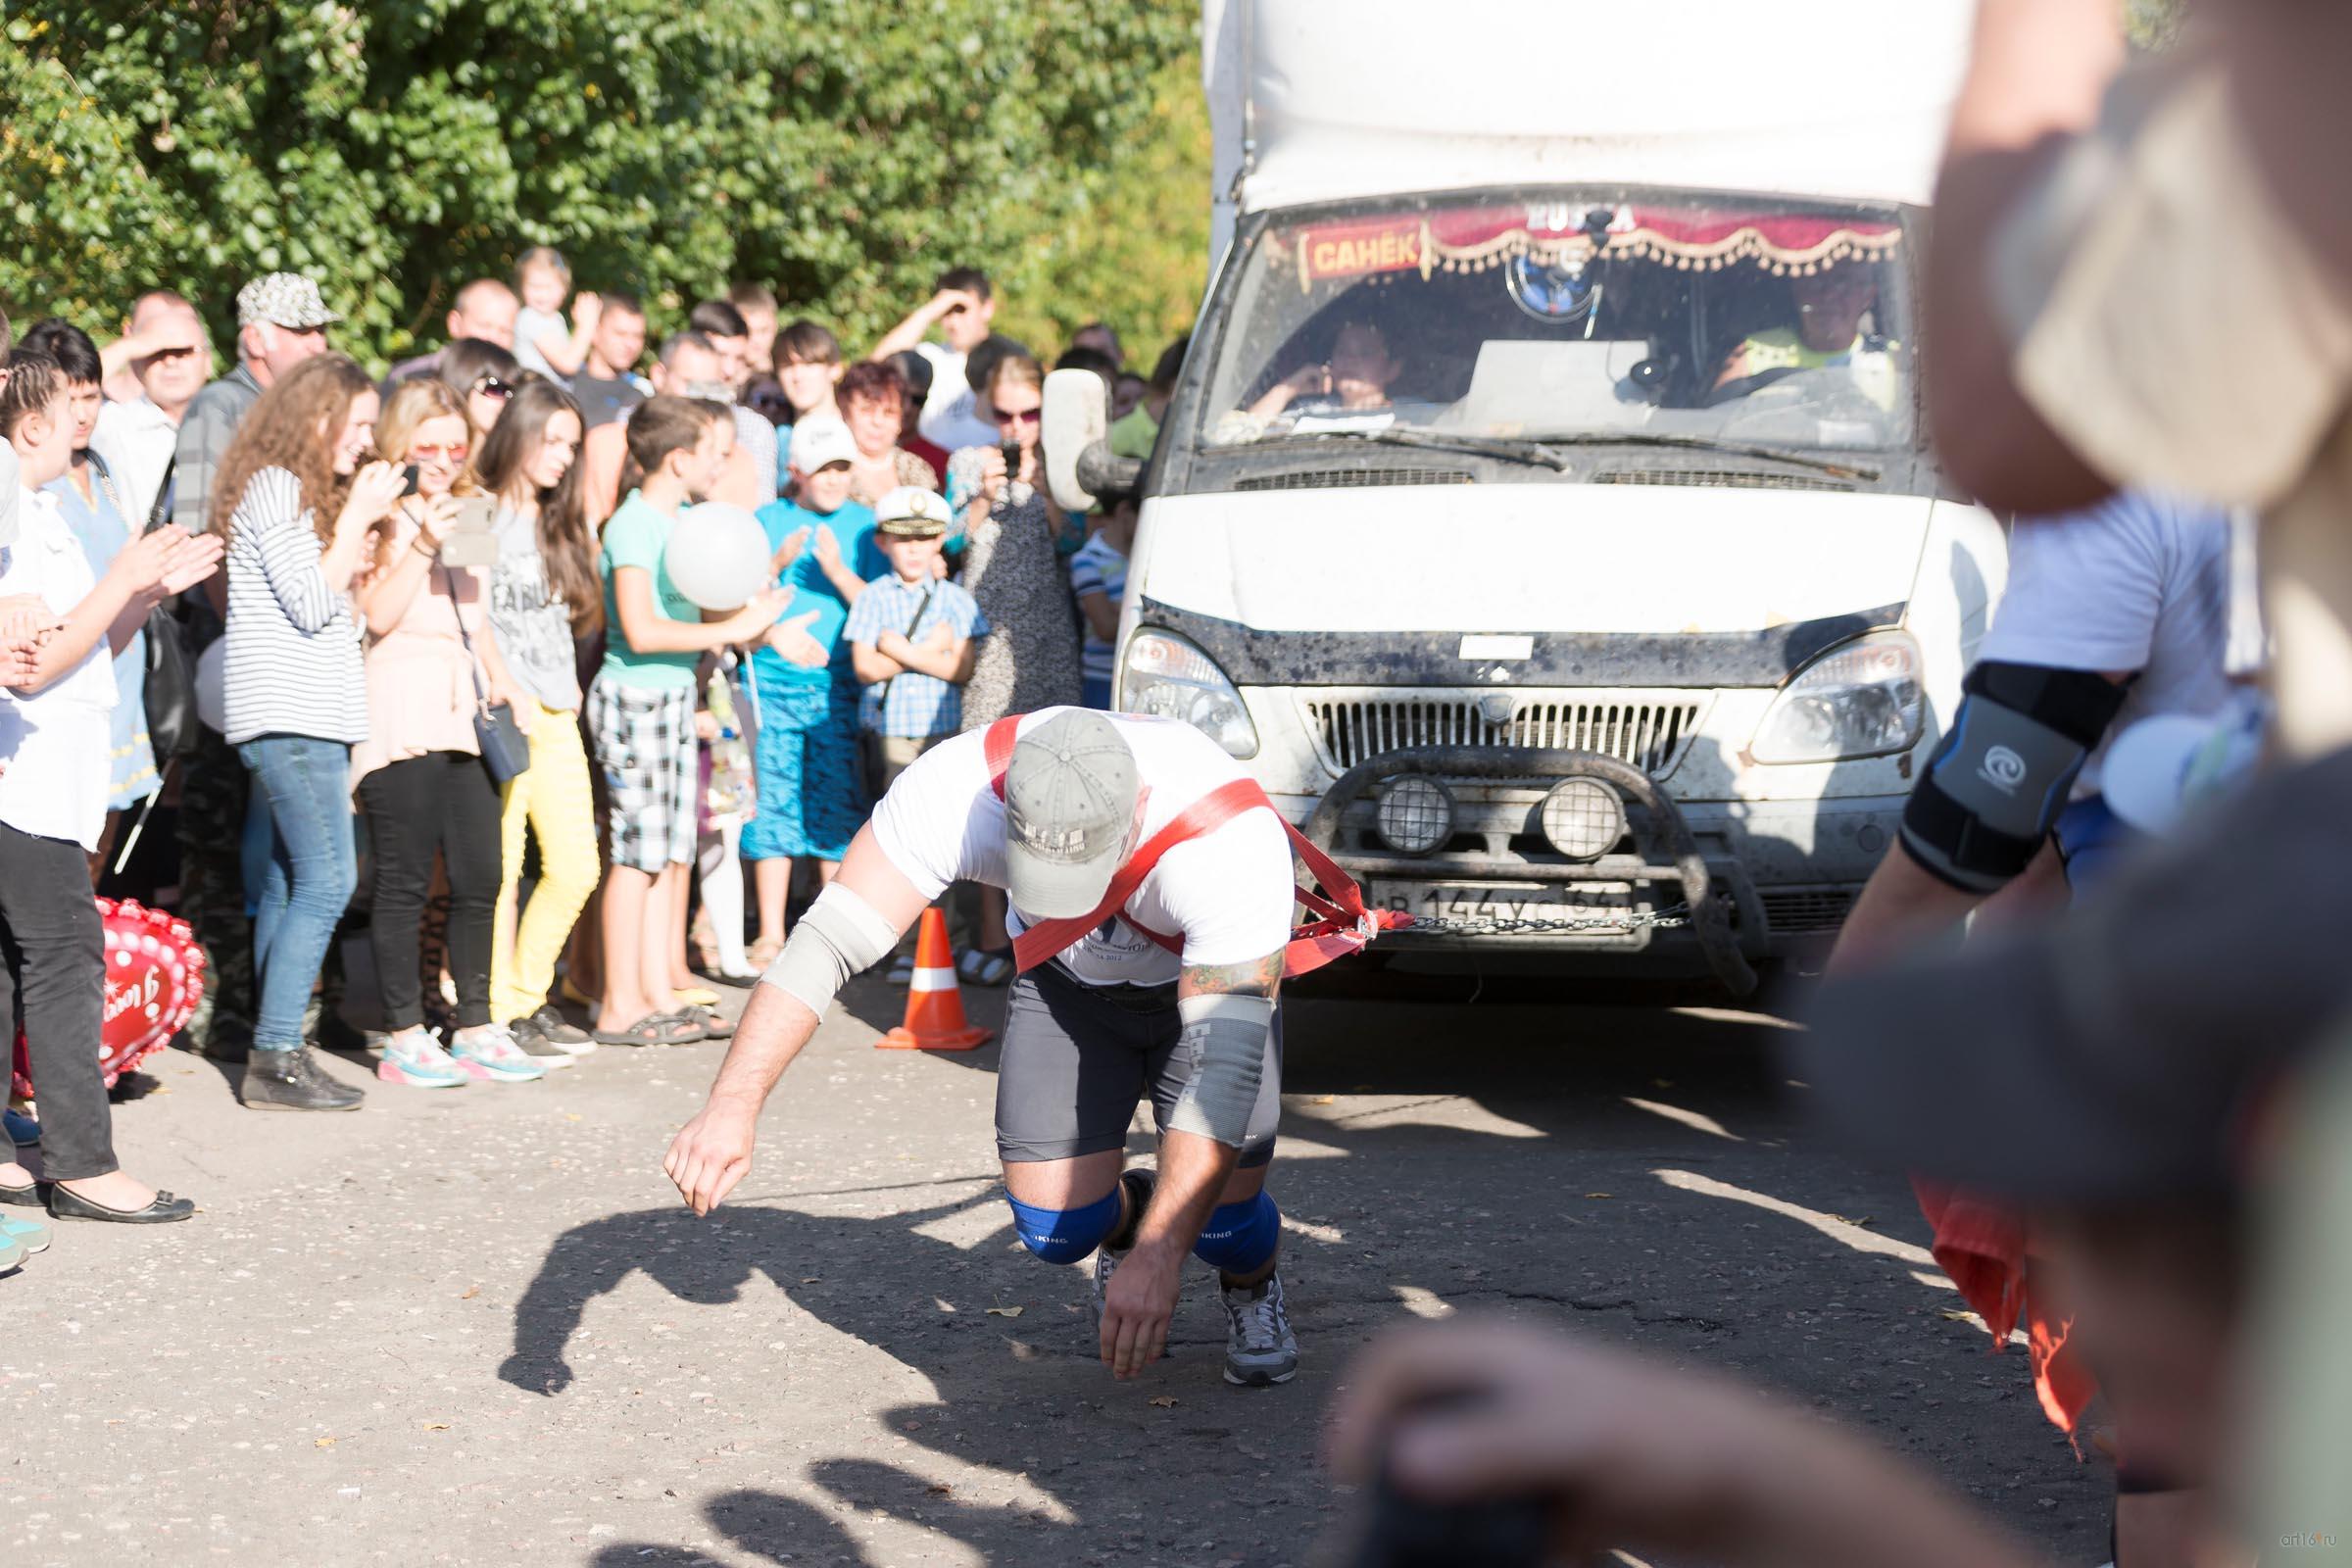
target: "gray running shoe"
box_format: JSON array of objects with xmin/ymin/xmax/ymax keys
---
[{"xmin": 1219, "ymin": 1272, "xmax": 1298, "ymax": 1387}]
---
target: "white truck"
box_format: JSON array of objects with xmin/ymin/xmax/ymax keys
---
[{"xmin": 1045, "ymin": 0, "xmax": 2004, "ymax": 995}]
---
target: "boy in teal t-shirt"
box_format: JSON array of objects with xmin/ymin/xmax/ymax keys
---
[{"xmin": 585, "ymin": 400, "xmax": 790, "ymax": 1048}]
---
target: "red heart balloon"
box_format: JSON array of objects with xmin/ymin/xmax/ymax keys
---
[{"xmin": 12, "ymin": 898, "xmax": 209, "ymax": 1099}]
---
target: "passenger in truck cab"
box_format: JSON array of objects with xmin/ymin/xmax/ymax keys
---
[
  {"xmin": 1240, "ymin": 318, "xmax": 1402, "ymax": 433},
  {"xmin": 1711, "ymin": 264, "xmax": 1886, "ymax": 400}
]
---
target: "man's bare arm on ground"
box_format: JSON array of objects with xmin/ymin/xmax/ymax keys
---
[{"xmin": 663, "ymin": 826, "xmax": 931, "ymax": 1214}]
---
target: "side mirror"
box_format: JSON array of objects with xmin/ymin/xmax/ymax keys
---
[{"xmin": 1043, "ymin": 368, "xmax": 1140, "ymax": 513}]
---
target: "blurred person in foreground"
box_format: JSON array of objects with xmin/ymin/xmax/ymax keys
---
[
  {"xmin": 172, "ymin": 272, "xmax": 339, "ymax": 1065},
  {"xmin": 1824, "ymin": 487, "xmax": 2252, "ymax": 1568},
  {"xmin": 1830, "ymin": 0, "xmax": 2352, "ymax": 1542},
  {"xmin": 93, "ymin": 290, "xmax": 211, "ymax": 527},
  {"xmin": 1329, "ymin": 1316, "xmax": 2049, "ymax": 1568}
]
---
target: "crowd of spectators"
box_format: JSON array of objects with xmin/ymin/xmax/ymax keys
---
[{"xmin": 0, "ymin": 258, "xmax": 1163, "ymax": 1179}]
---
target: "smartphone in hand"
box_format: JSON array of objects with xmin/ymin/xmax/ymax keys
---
[{"xmin": 438, "ymin": 495, "xmax": 500, "ymax": 568}]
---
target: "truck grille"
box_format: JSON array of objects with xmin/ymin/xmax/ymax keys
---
[
  {"xmin": 1298, "ymin": 690, "xmax": 1704, "ymax": 776},
  {"xmin": 1757, "ymin": 887, "xmax": 1857, "ymax": 933},
  {"xmin": 1235, "ymin": 466, "xmax": 1475, "ymax": 491}
]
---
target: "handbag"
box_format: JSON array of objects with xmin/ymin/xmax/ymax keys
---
[
  {"xmin": 443, "ymin": 564, "xmax": 531, "ymax": 786},
  {"xmin": 126, "ymin": 457, "xmax": 199, "ymax": 758}
]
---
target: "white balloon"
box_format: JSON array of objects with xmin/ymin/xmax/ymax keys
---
[
  {"xmin": 664, "ymin": 503, "xmax": 772, "ymax": 612},
  {"xmin": 195, "ymin": 638, "xmax": 226, "ymax": 734}
]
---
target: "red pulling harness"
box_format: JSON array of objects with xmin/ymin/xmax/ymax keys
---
[{"xmin": 983, "ymin": 715, "xmax": 1404, "ymax": 978}]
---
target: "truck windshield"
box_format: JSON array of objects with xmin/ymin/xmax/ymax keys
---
[{"xmin": 1199, "ymin": 194, "xmax": 1915, "ymax": 455}]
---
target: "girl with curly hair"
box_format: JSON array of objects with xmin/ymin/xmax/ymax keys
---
[{"xmin": 211, "ymin": 353, "xmax": 404, "ymax": 1111}]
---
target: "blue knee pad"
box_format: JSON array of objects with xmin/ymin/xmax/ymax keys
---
[
  {"xmin": 1005, "ymin": 1189, "xmax": 1122, "ymax": 1264},
  {"xmin": 1193, "ymin": 1192, "xmax": 1281, "ymax": 1275}
]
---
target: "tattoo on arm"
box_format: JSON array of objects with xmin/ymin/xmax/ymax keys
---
[{"xmin": 1179, "ymin": 951, "xmax": 1284, "ymax": 1000}]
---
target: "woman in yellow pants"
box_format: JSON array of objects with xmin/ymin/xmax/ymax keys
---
[{"xmin": 474, "ymin": 381, "xmax": 605, "ymax": 1062}]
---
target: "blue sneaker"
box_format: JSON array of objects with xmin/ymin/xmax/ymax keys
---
[
  {"xmin": 0, "ymin": 1212, "xmax": 52, "ymax": 1253},
  {"xmin": 0, "ymin": 1235, "xmax": 23, "ymax": 1273},
  {"xmin": 376, "ymin": 1028, "xmax": 469, "ymax": 1089},
  {"xmin": 448, "ymin": 1025, "xmax": 546, "ymax": 1084},
  {"xmin": 3, "ymin": 1108, "xmax": 38, "ymax": 1147}
]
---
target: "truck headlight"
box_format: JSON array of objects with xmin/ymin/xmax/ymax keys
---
[
  {"xmin": 1541, "ymin": 778, "xmax": 1626, "ymax": 859},
  {"xmin": 1375, "ymin": 776, "xmax": 1453, "ymax": 855},
  {"xmin": 1119, "ymin": 629, "xmax": 1260, "ymax": 758},
  {"xmin": 1749, "ymin": 629, "xmax": 1925, "ymax": 764}
]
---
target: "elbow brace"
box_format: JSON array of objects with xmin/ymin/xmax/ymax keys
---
[
  {"xmin": 1897, "ymin": 662, "xmax": 2129, "ymax": 895},
  {"xmin": 1164, "ymin": 993, "xmax": 1277, "ymax": 1149},
  {"xmin": 758, "ymin": 883, "xmax": 900, "ymax": 1020}
]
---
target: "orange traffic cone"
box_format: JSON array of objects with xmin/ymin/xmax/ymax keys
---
[{"xmin": 878, "ymin": 907, "xmax": 994, "ymax": 1052}]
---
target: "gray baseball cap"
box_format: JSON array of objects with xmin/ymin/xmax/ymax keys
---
[{"xmin": 1004, "ymin": 710, "xmax": 1141, "ymax": 918}]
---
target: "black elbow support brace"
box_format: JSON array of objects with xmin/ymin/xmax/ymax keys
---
[{"xmin": 1897, "ymin": 662, "xmax": 2129, "ymax": 894}]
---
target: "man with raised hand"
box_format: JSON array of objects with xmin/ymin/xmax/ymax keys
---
[{"xmin": 666, "ymin": 708, "xmax": 1305, "ymax": 1388}]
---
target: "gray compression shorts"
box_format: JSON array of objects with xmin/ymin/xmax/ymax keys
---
[{"xmin": 995, "ymin": 961, "xmax": 1284, "ymax": 1169}]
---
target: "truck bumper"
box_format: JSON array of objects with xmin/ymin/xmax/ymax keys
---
[{"xmin": 1290, "ymin": 746, "xmax": 1904, "ymax": 995}]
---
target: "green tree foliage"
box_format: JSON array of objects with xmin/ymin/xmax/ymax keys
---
[
  {"xmin": 0, "ymin": 0, "xmax": 1203, "ymax": 370},
  {"xmin": 2126, "ymin": 0, "xmax": 2185, "ymax": 49}
]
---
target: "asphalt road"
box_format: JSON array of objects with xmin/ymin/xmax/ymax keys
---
[{"xmin": 1, "ymin": 973, "xmax": 2107, "ymax": 1567}]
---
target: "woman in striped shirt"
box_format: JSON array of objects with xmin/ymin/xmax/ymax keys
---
[{"xmin": 211, "ymin": 354, "xmax": 405, "ymax": 1113}]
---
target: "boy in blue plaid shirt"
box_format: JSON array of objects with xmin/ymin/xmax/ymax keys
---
[{"xmin": 846, "ymin": 487, "xmax": 989, "ymax": 794}]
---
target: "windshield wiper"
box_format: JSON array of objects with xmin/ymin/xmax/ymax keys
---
[
  {"xmin": 1531, "ymin": 431, "xmax": 1880, "ymax": 482},
  {"xmin": 1253, "ymin": 427, "xmax": 1577, "ymax": 471}
]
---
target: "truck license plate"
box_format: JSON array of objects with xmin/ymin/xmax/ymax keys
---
[{"xmin": 1377, "ymin": 881, "xmax": 1636, "ymax": 923}]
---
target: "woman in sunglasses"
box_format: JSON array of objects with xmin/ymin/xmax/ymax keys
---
[
  {"xmin": 941, "ymin": 351, "xmax": 1082, "ymax": 986},
  {"xmin": 435, "ymin": 338, "xmax": 525, "ymax": 444},
  {"xmin": 357, "ymin": 379, "xmax": 541, "ymax": 1090}
]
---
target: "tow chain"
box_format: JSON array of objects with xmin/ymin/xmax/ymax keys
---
[{"xmin": 1390, "ymin": 901, "xmax": 1692, "ymax": 938}]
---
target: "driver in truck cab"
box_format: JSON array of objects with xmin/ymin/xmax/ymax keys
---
[
  {"xmin": 1231, "ymin": 318, "xmax": 1403, "ymax": 435},
  {"xmin": 1712, "ymin": 265, "xmax": 1890, "ymax": 402}
]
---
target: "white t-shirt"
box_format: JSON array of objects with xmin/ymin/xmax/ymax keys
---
[
  {"xmin": 91, "ymin": 396, "xmax": 177, "ymax": 530},
  {"xmin": 0, "ymin": 487, "xmax": 118, "ymax": 849},
  {"xmin": 869, "ymin": 709, "xmax": 1296, "ymax": 988},
  {"xmin": 913, "ymin": 343, "xmax": 1002, "ymax": 456},
  {"xmin": 1976, "ymin": 491, "xmax": 2247, "ymax": 798}
]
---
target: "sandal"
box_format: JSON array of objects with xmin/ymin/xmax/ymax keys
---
[
  {"xmin": 673, "ymin": 984, "xmax": 722, "ymax": 1008},
  {"xmin": 745, "ymin": 935, "xmax": 784, "ymax": 970},
  {"xmin": 684, "ymin": 1004, "xmax": 735, "ymax": 1040},
  {"xmin": 957, "ymin": 948, "xmax": 1015, "ymax": 987},
  {"xmin": 589, "ymin": 1011, "xmax": 706, "ymax": 1048}
]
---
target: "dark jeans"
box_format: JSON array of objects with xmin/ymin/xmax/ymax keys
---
[
  {"xmin": 237, "ymin": 735, "xmax": 359, "ymax": 1052},
  {"xmin": 359, "ymin": 751, "xmax": 501, "ymax": 1031},
  {"xmin": 0, "ymin": 821, "xmax": 117, "ymax": 1179}
]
